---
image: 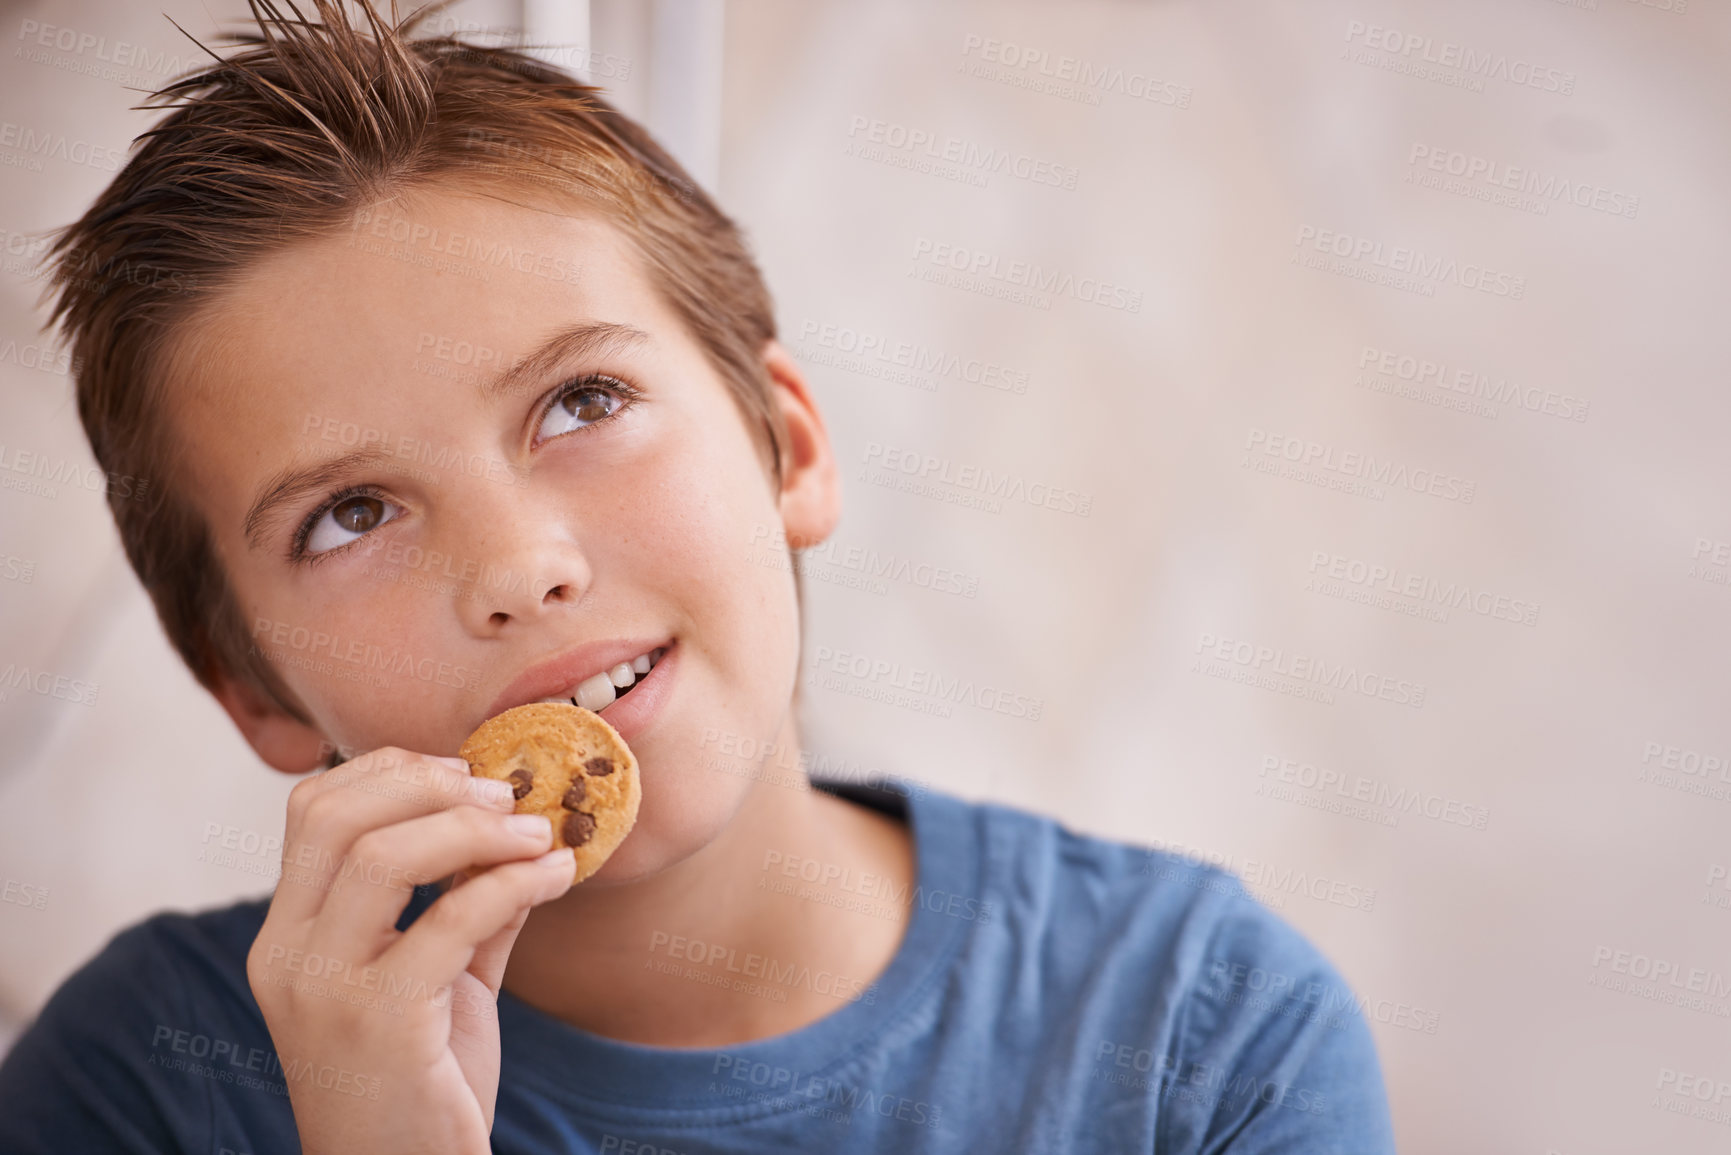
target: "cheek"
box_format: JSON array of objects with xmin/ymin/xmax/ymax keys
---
[
  {"xmin": 224, "ymin": 543, "xmax": 470, "ymax": 752},
  {"xmin": 636, "ymin": 424, "xmax": 799, "ymax": 673},
  {"xmin": 615, "ymin": 406, "xmax": 803, "ymax": 804}
]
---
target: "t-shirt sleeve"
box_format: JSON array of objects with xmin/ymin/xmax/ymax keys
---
[
  {"xmin": 0, "ymin": 920, "xmax": 206, "ymax": 1154},
  {"xmin": 1156, "ymin": 893, "xmax": 1398, "ymax": 1155}
]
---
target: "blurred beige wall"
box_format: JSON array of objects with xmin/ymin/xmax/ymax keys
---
[{"xmin": 2, "ymin": 1, "xmax": 1728, "ymax": 1153}]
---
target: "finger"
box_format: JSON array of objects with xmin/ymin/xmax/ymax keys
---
[
  {"xmin": 466, "ymin": 902, "xmax": 533, "ymax": 995},
  {"xmin": 379, "ymin": 849, "xmax": 574, "ymax": 988},
  {"xmin": 272, "ymin": 748, "xmax": 513, "ymax": 923},
  {"xmin": 451, "ymin": 915, "xmax": 532, "ymax": 1133},
  {"xmin": 310, "ymin": 807, "xmax": 555, "ymax": 956}
]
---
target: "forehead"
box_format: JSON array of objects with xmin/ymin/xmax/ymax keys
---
[{"xmin": 177, "ymin": 184, "xmax": 659, "ymax": 382}]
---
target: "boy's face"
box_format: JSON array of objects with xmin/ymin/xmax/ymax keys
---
[{"xmin": 166, "ymin": 184, "xmax": 835, "ymax": 882}]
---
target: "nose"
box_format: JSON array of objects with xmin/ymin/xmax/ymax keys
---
[{"xmin": 445, "ymin": 483, "xmax": 594, "ymax": 635}]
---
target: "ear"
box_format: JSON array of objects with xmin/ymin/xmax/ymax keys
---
[
  {"xmin": 208, "ymin": 671, "xmax": 332, "ymax": 775},
  {"xmin": 763, "ymin": 339, "xmax": 840, "ymax": 549}
]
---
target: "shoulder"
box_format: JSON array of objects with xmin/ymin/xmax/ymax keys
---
[
  {"xmin": 33, "ymin": 894, "xmax": 270, "ymax": 1027},
  {"xmin": 923, "ymin": 788, "xmax": 1301, "ymax": 992},
  {"xmin": 1152, "ymin": 885, "xmax": 1397, "ymax": 1153},
  {"xmin": 946, "ymin": 792, "xmax": 1341, "ymax": 959},
  {"xmin": 937, "ymin": 793, "xmax": 1396, "ymax": 1152},
  {"xmin": 957, "ymin": 791, "xmax": 1255, "ymax": 945},
  {"xmin": 0, "ymin": 897, "xmax": 276, "ymax": 1154},
  {"xmin": 60, "ymin": 896, "xmax": 272, "ymax": 1023}
]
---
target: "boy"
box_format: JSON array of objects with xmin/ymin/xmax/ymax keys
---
[{"xmin": 0, "ymin": 2, "xmax": 1396, "ymax": 1151}]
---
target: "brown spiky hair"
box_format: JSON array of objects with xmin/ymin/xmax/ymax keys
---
[{"xmin": 41, "ymin": 0, "xmax": 790, "ymax": 729}]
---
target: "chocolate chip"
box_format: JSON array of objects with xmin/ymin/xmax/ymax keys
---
[
  {"xmin": 562, "ymin": 811, "xmax": 596, "ymax": 847},
  {"xmin": 507, "ymin": 769, "xmax": 533, "ymax": 800},
  {"xmin": 561, "ymin": 778, "xmax": 587, "ymax": 809},
  {"xmin": 584, "ymin": 756, "xmax": 614, "ymax": 777}
]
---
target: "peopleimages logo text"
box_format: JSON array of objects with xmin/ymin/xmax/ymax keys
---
[
  {"xmin": 1407, "ymin": 144, "xmax": 1638, "ymax": 219},
  {"xmin": 910, "ymin": 238, "xmax": 1143, "ymax": 313},
  {"xmin": 1294, "ymin": 226, "xmax": 1525, "ymax": 299},
  {"xmin": 15, "ymin": 19, "xmax": 198, "ymax": 79},
  {"xmin": 1343, "ymin": 21, "xmax": 1576, "ymax": 94}
]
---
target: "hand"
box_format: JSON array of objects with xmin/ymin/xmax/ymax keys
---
[{"xmin": 246, "ymin": 747, "xmax": 574, "ymax": 1155}]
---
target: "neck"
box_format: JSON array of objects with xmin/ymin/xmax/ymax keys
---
[{"xmin": 500, "ymin": 716, "xmax": 916, "ymax": 1046}]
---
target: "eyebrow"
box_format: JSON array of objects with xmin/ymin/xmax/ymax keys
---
[
  {"xmin": 484, "ymin": 320, "xmax": 653, "ymax": 401},
  {"xmin": 243, "ymin": 449, "xmax": 395, "ymax": 551},
  {"xmin": 242, "ymin": 320, "xmax": 654, "ymax": 551}
]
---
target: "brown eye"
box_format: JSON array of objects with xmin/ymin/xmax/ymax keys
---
[
  {"xmin": 303, "ymin": 491, "xmax": 403, "ymax": 556},
  {"xmin": 539, "ymin": 381, "xmax": 628, "ymax": 441},
  {"xmin": 562, "ymin": 388, "xmax": 616, "ymax": 423},
  {"xmin": 332, "ymin": 495, "xmax": 385, "ymax": 533}
]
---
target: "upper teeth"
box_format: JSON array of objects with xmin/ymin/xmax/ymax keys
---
[{"xmin": 538, "ymin": 647, "xmax": 665, "ymax": 713}]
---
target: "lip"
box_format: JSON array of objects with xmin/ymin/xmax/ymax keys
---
[
  {"xmin": 483, "ymin": 637, "xmax": 673, "ymax": 725},
  {"xmin": 584, "ymin": 641, "xmax": 676, "ymax": 744}
]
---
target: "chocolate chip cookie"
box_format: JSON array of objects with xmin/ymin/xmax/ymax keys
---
[{"xmin": 459, "ymin": 702, "xmax": 641, "ymax": 884}]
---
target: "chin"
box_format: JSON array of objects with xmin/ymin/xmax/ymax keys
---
[{"xmin": 573, "ymin": 754, "xmax": 759, "ymax": 887}]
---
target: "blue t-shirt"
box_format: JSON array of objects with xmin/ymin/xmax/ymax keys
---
[{"xmin": 0, "ymin": 780, "xmax": 1395, "ymax": 1153}]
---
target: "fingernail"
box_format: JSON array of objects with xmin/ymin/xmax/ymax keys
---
[
  {"xmin": 506, "ymin": 813, "xmax": 551, "ymax": 838},
  {"xmin": 436, "ymin": 756, "xmax": 471, "ymax": 771},
  {"xmin": 536, "ymin": 847, "xmax": 575, "ymax": 869}
]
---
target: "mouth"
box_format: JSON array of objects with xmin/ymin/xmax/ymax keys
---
[
  {"xmin": 483, "ymin": 637, "xmax": 677, "ymax": 729},
  {"xmin": 533, "ymin": 645, "xmax": 668, "ymax": 715}
]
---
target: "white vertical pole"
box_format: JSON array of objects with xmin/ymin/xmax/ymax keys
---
[
  {"xmin": 648, "ymin": 0, "xmax": 724, "ymax": 192},
  {"xmin": 521, "ymin": 0, "xmax": 592, "ymax": 80}
]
